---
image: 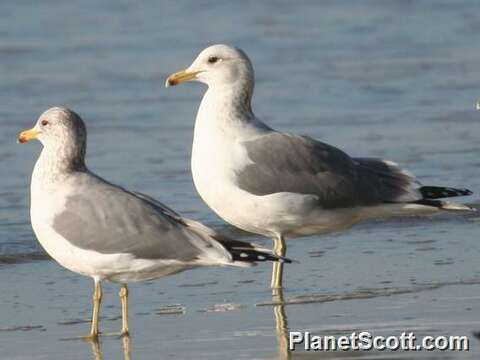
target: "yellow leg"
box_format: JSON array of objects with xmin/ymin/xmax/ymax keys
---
[
  {"xmin": 271, "ymin": 235, "xmax": 287, "ymax": 289},
  {"xmin": 119, "ymin": 284, "xmax": 130, "ymax": 337},
  {"xmin": 59, "ymin": 280, "xmax": 103, "ymax": 342},
  {"xmin": 88, "ymin": 279, "xmax": 102, "ymax": 340}
]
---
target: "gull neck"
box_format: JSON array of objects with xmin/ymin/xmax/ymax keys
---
[
  {"xmin": 33, "ymin": 142, "xmax": 87, "ymax": 184},
  {"xmin": 198, "ymin": 83, "xmax": 255, "ymax": 126}
]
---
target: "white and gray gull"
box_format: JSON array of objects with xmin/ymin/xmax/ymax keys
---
[
  {"xmin": 166, "ymin": 44, "xmax": 474, "ymax": 290},
  {"xmin": 17, "ymin": 107, "xmax": 290, "ymax": 340}
]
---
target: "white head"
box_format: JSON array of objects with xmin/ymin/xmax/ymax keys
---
[
  {"xmin": 166, "ymin": 44, "xmax": 254, "ymax": 92},
  {"xmin": 18, "ymin": 107, "xmax": 87, "ymax": 170}
]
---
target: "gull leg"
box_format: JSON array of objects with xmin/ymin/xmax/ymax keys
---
[
  {"xmin": 90, "ymin": 279, "xmax": 102, "ymax": 339},
  {"xmin": 119, "ymin": 284, "xmax": 130, "ymax": 337},
  {"xmin": 58, "ymin": 279, "xmax": 102, "ymax": 342},
  {"xmin": 80, "ymin": 278, "xmax": 102, "ymax": 341},
  {"xmin": 271, "ymin": 234, "xmax": 287, "ymax": 289}
]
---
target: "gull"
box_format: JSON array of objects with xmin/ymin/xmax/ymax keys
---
[
  {"xmin": 166, "ymin": 44, "xmax": 474, "ymax": 289},
  {"xmin": 17, "ymin": 107, "xmax": 290, "ymax": 340}
]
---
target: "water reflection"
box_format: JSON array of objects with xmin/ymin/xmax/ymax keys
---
[
  {"xmin": 88, "ymin": 335, "xmax": 132, "ymax": 360},
  {"xmin": 273, "ymin": 288, "xmax": 291, "ymax": 360},
  {"xmin": 89, "ymin": 340, "xmax": 103, "ymax": 360},
  {"xmin": 121, "ymin": 336, "xmax": 132, "ymax": 360}
]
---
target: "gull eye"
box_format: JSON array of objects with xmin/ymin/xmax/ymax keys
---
[
  {"xmin": 41, "ymin": 120, "xmax": 49, "ymax": 126},
  {"xmin": 208, "ymin": 56, "xmax": 219, "ymax": 64}
]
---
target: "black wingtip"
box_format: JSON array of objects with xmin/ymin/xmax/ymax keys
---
[
  {"xmin": 420, "ymin": 186, "xmax": 473, "ymax": 199},
  {"xmin": 217, "ymin": 238, "xmax": 295, "ymax": 264},
  {"xmin": 231, "ymin": 248, "xmax": 293, "ymax": 264},
  {"xmin": 277, "ymin": 255, "xmax": 294, "ymax": 264}
]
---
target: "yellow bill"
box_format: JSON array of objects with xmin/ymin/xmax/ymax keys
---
[
  {"xmin": 165, "ymin": 70, "xmax": 201, "ymax": 87},
  {"xmin": 17, "ymin": 128, "xmax": 41, "ymax": 144}
]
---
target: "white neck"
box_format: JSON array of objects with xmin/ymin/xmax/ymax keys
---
[
  {"xmin": 196, "ymin": 85, "xmax": 254, "ymax": 129},
  {"xmin": 31, "ymin": 144, "xmax": 86, "ymax": 193}
]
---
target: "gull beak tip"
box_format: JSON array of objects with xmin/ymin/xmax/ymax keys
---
[
  {"xmin": 17, "ymin": 134, "xmax": 27, "ymax": 144},
  {"xmin": 165, "ymin": 78, "xmax": 175, "ymax": 88}
]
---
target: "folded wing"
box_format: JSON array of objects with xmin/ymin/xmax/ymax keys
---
[{"xmin": 236, "ymin": 132, "xmax": 424, "ymax": 208}]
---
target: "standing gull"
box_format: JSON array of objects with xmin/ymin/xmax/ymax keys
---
[
  {"xmin": 17, "ymin": 107, "xmax": 290, "ymax": 340},
  {"xmin": 166, "ymin": 44, "xmax": 474, "ymax": 289}
]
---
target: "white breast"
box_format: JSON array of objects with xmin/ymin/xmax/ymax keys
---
[
  {"xmin": 30, "ymin": 178, "xmax": 100, "ymax": 277},
  {"xmin": 191, "ymin": 117, "xmax": 244, "ymax": 217},
  {"xmin": 191, "ymin": 107, "xmax": 289, "ymax": 237}
]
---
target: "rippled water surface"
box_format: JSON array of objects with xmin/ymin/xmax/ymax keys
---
[{"xmin": 1, "ymin": 1, "xmax": 480, "ymax": 359}]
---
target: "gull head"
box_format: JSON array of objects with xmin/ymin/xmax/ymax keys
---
[
  {"xmin": 18, "ymin": 107, "xmax": 87, "ymax": 152},
  {"xmin": 166, "ymin": 44, "xmax": 254, "ymax": 90}
]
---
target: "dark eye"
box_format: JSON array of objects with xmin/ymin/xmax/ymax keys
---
[
  {"xmin": 41, "ymin": 120, "xmax": 49, "ymax": 126},
  {"xmin": 208, "ymin": 56, "xmax": 219, "ymax": 64}
]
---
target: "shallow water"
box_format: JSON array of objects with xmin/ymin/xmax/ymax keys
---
[{"xmin": 1, "ymin": 0, "xmax": 480, "ymax": 359}]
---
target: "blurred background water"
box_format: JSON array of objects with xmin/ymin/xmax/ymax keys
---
[{"xmin": 1, "ymin": 0, "xmax": 480, "ymax": 359}]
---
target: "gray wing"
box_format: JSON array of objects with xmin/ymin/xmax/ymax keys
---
[
  {"xmin": 236, "ymin": 132, "xmax": 421, "ymax": 208},
  {"xmin": 52, "ymin": 173, "xmax": 228, "ymax": 261},
  {"xmin": 132, "ymin": 191, "xmax": 183, "ymax": 221}
]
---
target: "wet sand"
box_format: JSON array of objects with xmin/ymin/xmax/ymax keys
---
[{"xmin": 1, "ymin": 213, "xmax": 480, "ymax": 359}]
